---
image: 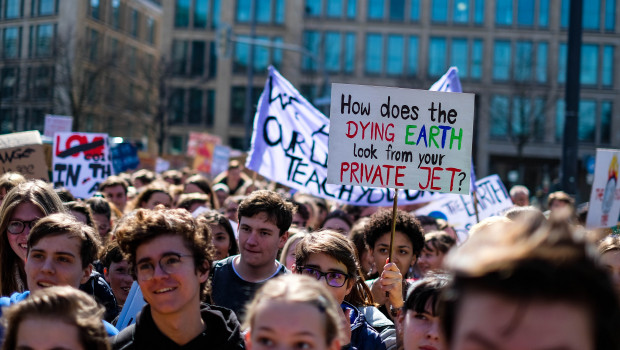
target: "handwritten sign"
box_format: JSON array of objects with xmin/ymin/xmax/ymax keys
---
[
  {"xmin": 43, "ymin": 115, "xmax": 72, "ymax": 138},
  {"xmin": 188, "ymin": 132, "xmax": 221, "ymax": 175},
  {"xmin": 246, "ymin": 66, "xmax": 444, "ymax": 206},
  {"xmin": 415, "ymin": 175, "xmax": 512, "ymax": 241},
  {"xmin": 0, "ymin": 131, "xmax": 49, "ymax": 180},
  {"xmin": 52, "ymin": 132, "xmax": 114, "ymax": 198},
  {"xmin": 110, "ymin": 142, "xmax": 139, "ymax": 173},
  {"xmin": 211, "ymin": 145, "xmax": 230, "ymax": 177},
  {"xmin": 327, "ymin": 84, "xmax": 475, "ymax": 194},
  {"xmin": 585, "ymin": 149, "xmax": 620, "ymax": 228}
]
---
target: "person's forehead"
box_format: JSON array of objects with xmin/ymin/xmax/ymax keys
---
[
  {"xmin": 32, "ymin": 233, "xmax": 82, "ymax": 253},
  {"xmin": 240, "ymin": 212, "xmax": 278, "ymax": 229},
  {"xmin": 104, "ymin": 185, "xmax": 125, "ymax": 193}
]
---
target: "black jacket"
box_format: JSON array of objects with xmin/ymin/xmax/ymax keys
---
[{"xmin": 112, "ymin": 303, "xmax": 245, "ymax": 350}]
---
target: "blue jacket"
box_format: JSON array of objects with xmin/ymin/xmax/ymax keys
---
[
  {"xmin": 343, "ymin": 301, "xmax": 386, "ymax": 350},
  {"xmin": 0, "ymin": 291, "xmax": 119, "ymax": 338}
]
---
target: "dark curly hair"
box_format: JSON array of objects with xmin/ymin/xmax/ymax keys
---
[{"xmin": 364, "ymin": 209, "xmax": 424, "ymax": 257}]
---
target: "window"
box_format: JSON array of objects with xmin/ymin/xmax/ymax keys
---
[
  {"xmin": 302, "ymin": 31, "xmax": 320, "ymax": 71},
  {"xmin": 601, "ymin": 101, "xmax": 612, "ymax": 144},
  {"xmin": 209, "ymin": 41, "xmax": 217, "ymax": 76},
  {"xmin": 2, "ymin": 27, "xmax": 20, "ymax": 58},
  {"xmin": 172, "ymin": 40, "xmax": 188, "ymax": 75},
  {"xmin": 33, "ymin": 0, "xmax": 55, "ymax": 16},
  {"xmin": 31, "ymin": 66, "xmax": 53, "ymax": 100},
  {"xmin": 536, "ymin": 42, "xmax": 548, "ymax": 83},
  {"xmin": 0, "ymin": 108, "xmax": 16, "ymax": 133},
  {"xmin": 206, "ymin": 90, "xmax": 215, "ymax": 127},
  {"xmin": 533, "ymin": 98, "xmax": 546, "ymax": 141},
  {"xmin": 169, "ymin": 135, "xmax": 184, "ymax": 154},
  {"xmin": 256, "ymin": 0, "xmax": 271, "ymax": 23},
  {"xmin": 238, "ymin": 0, "xmax": 284, "ymax": 24},
  {"xmin": 195, "ymin": 0, "xmax": 208, "ymax": 28},
  {"xmin": 365, "ymin": 34, "xmax": 383, "ymax": 74},
  {"xmin": 493, "ymin": 40, "xmax": 511, "ymax": 81},
  {"xmin": 275, "ymin": 0, "xmax": 284, "ymax": 23},
  {"xmin": 253, "ymin": 36, "xmax": 269, "ymax": 71},
  {"xmin": 558, "ymin": 43, "xmax": 567, "ymax": 83},
  {"xmin": 110, "ymin": 0, "xmax": 121, "ymax": 29},
  {"xmin": 327, "ymin": 0, "xmax": 343, "ymax": 17},
  {"xmin": 539, "ymin": 0, "xmax": 549, "ymax": 27},
  {"xmin": 605, "ymin": 0, "xmax": 615, "ymax": 31},
  {"xmin": 490, "ymin": 95, "xmax": 509, "ymax": 138},
  {"xmin": 175, "ymin": 0, "xmax": 190, "ymax": 27},
  {"xmin": 408, "ymin": 36, "xmax": 419, "ymax": 76},
  {"xmin": 234, "ymin": 35, "xmax": 250, "ymax": 73},
  {"xmin": 514, "ymin": 41, "xmax": 532, "ymax": 81},
  {"xmin": 189, "ymin": 89, "xmax": 203, "ymax": 124},
  {"xmin": 450, "ymin": 39, "xmax": 468, "ymax": 78},
  {"xmin": 89, "ymin": 29, "xmax": 99, "ymax": 62},
  {"xmin": 1, "ymin": 67, "xmax": 19, "ymax": 100},
  {"xmin": 389, "ymin": 0, "xmax": 405, "ymax": 21},
  {"xmin": 146, "ymin": 17, "xmax": 155, "ymax": 44},
  {"xmin": 305, "ymin": 0, "xmax": 322, "ymax": 17},
  {"xmin": 90, "ymin": 0, "xmax": 100, "ymax": 20},
  {"xmin": 581, "ymin": 44, "xmax": 598, "ymax": 85},
  {"xmin": 234, "ymin": 35, "xmax": 280, "ymax": 73},
  {"xmin": 583, "ymin": 0, "xmax": 600, "ymax": 30},
  {"xmin": 347, "ymin": 0, "xmax": 356, "ymax": 18},
  {"xmin": 495, "ymin": 0, "xmax": 512, "ymax": 25},
  {"xmin": 517, "ymin": 0, "xmax": 534, "ymax": 26},
  {"xmin": 474, "ymin": 0, "xmax": 484, "ymax": 24},
  {"xmin": 230, "ymin": 87, "xmax": 246, "ymax": 125},
  {"xmin": 556, "ymin": 99, "xmax": 601, "ymax": 143},
  {"xmin": 386, "ymin": 35, "xmax": 403, "ymax": 74},
  {"xmin": 511, "ymin": 97, "xmax": 531, "ymax": 136},
  {"xmin": 324, "ymin": 32, "xmax": 341, "ymax": 72},
  {"xmin": 560, "ymin": 0, "xmax": 568, "ymax": 28},
  {"xmin": 453, "ymin": 0, "xmax": 469, "ymax": 23},
  {"xmin": 431, "ymin": 0, "xmax": 448, "ymax": 22},
  {"xmin": 32, "ymin": 24, "xmax": 54, "ymax": 57},
  {"xmin": 344, "ymin": 33, "xmax": 355, "ymax": 73},
  {"xmin": 109, "ymin": 38, "xmax": 119, "ymax": 65},
  {"xmin": 169, "ymin": 89, "xmax": 185, "ymax": 124},
  {"xmin": 471, "ymin": 39, "xmax": 483, "ymax": 79},
  {"xmin": 130, "ymin": 9, "xmax": 139, "ymax": 37},
  {"xmin": 428, "ymin": 37, "xmax": 447, "ymax": 77},
  {"xmin": 602, "ymin": 45, "xmax": 613, "ymax": 87},
  {"xmin": 128, "ymin": 46, "xmax": 137, "ymax": 75},
  {"xmin": 368, "ymin": 0, "xmax": 384, "ymax": 20},
  {"xmin": 191, "ymin": 41, "xmax": 205, "ymax": 75},
  {"xmin": 410, "ymin": 0, "xmax": 420, "ymax": 20}
]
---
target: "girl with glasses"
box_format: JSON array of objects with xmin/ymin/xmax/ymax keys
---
[
  {"xmin": 0, "ymin": 180, "xmax": 65, "ymax": 296},
  {"xmin": 294, "ymin": 230, "xmax": 396, "ymax": 350}
]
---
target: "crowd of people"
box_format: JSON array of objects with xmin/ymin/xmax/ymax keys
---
[{"xmin": 0, "ymin": 161, "xmax": 618, "ymax": 350}]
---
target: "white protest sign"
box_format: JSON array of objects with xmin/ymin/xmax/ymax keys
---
[
  {"xmin": 52, "ymin": 132, "xmax": 114, "ymax": 198},
  {"xmin": 415, "ymin": 175, "xmax": 513, "ymax": 240},
  {"xmin": 246, "ymin": 66, "xmax": 444, "ymax": 206},
  {"xmin": 327, "ymin": 84, "xmax": 475, "ymax": 194},
  {"xmin": 115, "ymin": 281, "xmax": 145, "ymax": 331},
  {"xmin": 585, "ymin": 149, "xmax": 620, "ymax": 228},
  {"xmin": 44, "ymin": 115, "xmax": 73, "ymax": 138},
  {"xmin": 211, "ymin": 145, "xmax": 231, "ymax": 177},
  {"xmin": 0, "ymin": 131, "xmax": 49, "ymax": 180}
]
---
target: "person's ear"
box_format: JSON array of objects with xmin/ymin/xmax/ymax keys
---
[
  {"xmin": 80, "ymin": 264, "xmax": 93, "ymax": 285},
  {"xmin": 103, "ymin": 267, "xmax": 109, "ymax": 280},
  {"xmin": 197, "ymin": 261, "xmax": 210, "ymax": 283},
  {"xmin": 328, "ymin": 338, "xmax": 341, "ymax": 350},
  {"xmin": 344, "ymin": 277, "xmax": 354, "ymax": 296},
  {"xmin": 411, "ymin": 254, "xmax": 418, "ymax": 267},
  {"xmin": 278, "ymin": 231, "xmax": 289, "ymax": 249},
  {"xmin": 244, "ymin": 329, "xmax": 253, "ymax": 350},
  {"xmin": 291, "ymin": 264, "xmax": 297, "ymax": 273}
]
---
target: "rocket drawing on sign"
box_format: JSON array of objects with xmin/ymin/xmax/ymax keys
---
[{"xmin": 602, "ymin": 155, "xmax": 618, "ymax": 225}]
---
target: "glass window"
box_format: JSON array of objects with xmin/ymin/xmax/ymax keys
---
[
  {"xmin": 146, "ymin": 17, "xmax": 155, "ymax": 44},
  {"xmin": 212, "ymin": 0, "xmax": 221, "ymax": 27},
  {"xmin": 453, "ymin": 0, "xmax": 469, "ymax": 23},
  {"xmin": 230, "ymin": 87, "xmax": 246, "ymax": 125},
  {"xmin": 365, "ymin": 33, "xmax": 383, "ymax": 74},
  {"xmin": 605, "ymin": 0, "xmax": 615, "ymax": 31},
  {"xmin": 580, "ymin": 44, "xmax": 598, "ymax": 85},
  {"xmin": 601, "ymin": 101, "xmax": 612, "ymax": 144},
  {"xmin": 583, "ymin": 0, "xmax": 600, "ymax": 30},
  {"xmin": 410, "ymin": 0, "xmax": 420, "ymax": 20},
  {"xmin": 493, "ymin": 40, "xmax": 511, "ymax": 81},
  {"xmin": 344, "ymin": 33, "xmax": 355, "ymax": 73},
  {"xmin": 558, "ymin": 43, "xmax": 567, "ymax": 83},
  {"xmin": 431, "ymin": 0, "xmax": 448, "ymax": 22},
  {"xmin": 539, "ymin": 0, "xmax": 549, "ymax": 27},
  {"xmin": 233, "ymin": 35, "xmax": 250, "ymax": 72},
  {"xmin": 172, "ymin": 40, "xmax": 188, "ymax": 75},
  {"xmin": 209, "ymin": 41, "xmax": 217, "ymax": 76},
  {"xmin": 347, "ymin": 0, "xmax": 357, "ymax": 18},
  {"xmin": 471, "ymin": 39, "xmax": 483, "ymax": 79},
  {"xmin": 191, "ymin": 41, "xmax": 205, "ymax": 75},
  {"xmin": 560, "ymin": 0, "xmax": 568, "ymax": 28},
  {"xmin": 368, "ymin": 0, "xmax": 384, "ymax": 20},
  {"xmin": 273, "ymin": 37, "xmax": 283, "ymax": 68},
  {"xmin": 408, "ymin": 36, "xmax": 419, "ymax": 76},
  {"xmin": 428, "ymin": 37, "xmax": 447, "ymax": 77},
  {"xmin": 511, "ymin": 97, "xmax": 532, "ymax": 137},
  {"xmin": 89, "ymin": 29, "xmax": 99, "ymax": 61},
  {"xmin": 386, "ymin": 34, "xmax": 403, "ymax": 75},
  {"xmin": 256, "ymin": 0, "xmax": 271, "ymax": 23},
  {"xmin": 237, "ymin": 0, "xmax": 250, "ymax": 22},
  {"xmin": 189, "ymin": 89, "xmax": 203, "ymax": 124},
  {"xmin": 130, "ymin": 9, "xmax": 139, "ymax": 37},
  {"xmin": 305, "ymin": 0, "xmax": 322, "ymax": 16},
  {"xmin": 206, "ymin": 90, "xmax": 215, "ymax": 127},
  {"xmin": 253, "ymin": 36, "xmax": 269, "ymax": 71},
  {"xmin": 602, "ymin": 45, "xmax": 614, "ymax": 87},
  {"xmin": 36, "ymin": 24, "xmax": 53, "ymax": 57},
  {"xmin": 302, "ymin": 31, "xmax": 320, "ymax": 71},
  {"xmin": 495, "ymin": 0, "xmax": 512, "ymax": 25},
  {"xmin": 533, "ymin": 98, "xmax": 546, "ymax": 141},
  {"xmin": 275, "ymin": 0, "xmax": 284, "ymax": 23},
  {"xmin": 578, "ymin": 100, "xmax": 596, "ymax": 142},
  {"xmin": 389, "ymin": 0, "xmax": 405, "ymax": 21},
  {"xmin": 128, "ymin": 47, "xmax": 137, "ymax": 74},
  {"xmin": 490, "ymin": 95, "xmax": 509, "ymax": 137},
  {"xmin": 3, "ymin": 27, "xmax": 20, "ymax": 59},
  {"xmin": 169, "ymin": 89, "xmax": 185, "ymax": 124},
  {"xmin": 517, "ymin": 0, "xmax": 534, "ymax": 25},
  {"xmin": 111, "ymin": 0, "xmax": 120, "ymax": 29},
  {"xmin": 325, "ymin": 32, "xmax": 341, "ymax": 72},
  {"xmin": 536, "ymin": 42, "xmax": 548, "ymax": 83},
  {"xmin": 194, "ymin": 0, "xmax": 209, "ymax": 28},
  {"xmin": 474, "ymin": 0, "xmax": 484, "ymax": 24},
  {"xmin": 450, "ymin": 39, "xmax": 468, "ymax": 77},
  {"xmin": 514, "ymin": 41, "xmax": 532, "ymax": 81},
  {"xmin": 327, "ymin": 0, "xmax": 342, "ymax": 17},
  {"xmin": 169, "ymin": 135, "xmax": 184, "ymax": 154},
  {"xmin": 39, "ymin": 0, "xmax": 55, "ymax": 15},
  {"xmin": 90, "ymin": 0, "xmax": 100, "ymax": 20},
  {"xmin": 175, "ymin": 0, "xmax": 190, "ymax": 26}
]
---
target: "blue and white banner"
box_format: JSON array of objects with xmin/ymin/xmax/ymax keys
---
[{"xmin": 246, "ymin": 66, "xmax": 444, "ymax": 206}]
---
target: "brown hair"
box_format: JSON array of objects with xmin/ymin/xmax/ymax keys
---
[
  {"xmin": 238, "ymin": 190, "xmax": 294, "ymax": 236},
  {"xmin": 184, "ymin": 174, "xmax": 218, "ymax": 209},
  {"xmin": 113, "ymin": 208, "xmax": 214, "ymax": 298},
  {"xmin": 200, "ymin": 210, "xmax": 239, "ymax": 257},
  {"xmin": 129, "ymin": 185, "xmax": 172, "ymax": 210},
  {"xmin": 98, "ymin": 175, "xmax": 128, "ymax": 194},
  {"xmin": 1, "ymin": 286, "xmax": 109, "ymax": 350},
  {"xmin": 423, "ymin": 231, "xmax": 456, "ymax": 255},
  {"xmin": 598, "ymin": 235, "xmax": 620, "ymax": 255},
  {"xmin": 0, "ymin": 172, "xmax": 26, "ymax": 197}
]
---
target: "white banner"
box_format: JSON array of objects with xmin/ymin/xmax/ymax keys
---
[
  {"xmin": 415, "ymin": 175, "xmax": 513, "ymax": 240},
  {"xmin": 586, "ymin": 149, "xmax": 620, "ymax": 228},
  {"xmin": 246, "ymin": 66, "xmax": 444, "ymax": 206}
]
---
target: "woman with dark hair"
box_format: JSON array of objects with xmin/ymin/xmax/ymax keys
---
[
  {"xmin": 321, "ymin": 210, "xmax": 353, "ymax": 235},
  {"xmin": 200, "ymin": 210, "xmax": 239, "ymax": 261},
  {"xmin": 86, "ymin": 197, "xmax": 113, "ymax": 243},
  {"xmin": 0, "ymin": 180, "xmax": 66, "ymax": 296},
  {"xmin": 184, "ymin": 174, "xmax": 218, "ymax": 209},
  {"xmin": 129, "ymin": 185, "xmax": 173, "ymax": 210}
]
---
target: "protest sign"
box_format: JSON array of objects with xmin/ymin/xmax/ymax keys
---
[
  {"xmin": 211, "ymin": 145, "xmax": 231, "ymax": 178},
  {"xmin": 415, "ymin": 175, "xmax": 512, "ymax": 241},
  {"xmin": 585, "ymin": 149, "xmax": 620, "ymax": 228},
  {"xmin": 327, "ymin": 83, "xmax": 475, "ymax": 194},
  {"xmin": 187, "ymin": 132, "xmax": 221, "ymax": 175},
  {"xmin": 43, "ymin": 115, "xmax": 73, "ymax": 138},
  {"xmin": 110, "ymin": 142, "xmax": 139, "ymax": 173},
  {"xmin": 52, "ymin": 132, "xmax": 113, "ymax": 198},
  {"xmin": 246, "ymin": 66, "xmax": 444, "ymax": 206},
  {"xmin": 0, "ymin": 131, "xmax": 49, "ymax": 180}
]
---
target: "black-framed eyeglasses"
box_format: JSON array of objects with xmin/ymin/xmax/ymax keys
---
[
  {"xmin": 298, "ymin": 266, "xmax": 350, "ymax": 288},
  {"xmin": 7, "ymin": 219, "xmax": 39, "ymax": 235},
  {"xmin": 134, "ymin": 253, "xmax": 193, "ymax": 281}
]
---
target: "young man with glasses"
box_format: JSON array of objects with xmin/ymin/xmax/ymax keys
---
[
  {"xmin": 112, "ymin": 208, "xmax": 244, "ymax": 350},
  {"xmin": 211, "ymin": 190, "xmax": 294, "ymax": 320}
]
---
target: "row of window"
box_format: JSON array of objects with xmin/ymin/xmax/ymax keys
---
[
  {"xmin": 1, "ymin": 0, "xmax": 57, "ymax": 19},
  {"xmin": 233, "ymin": 36, "xmax": 283, "ymax": 73},
  {"xmin": 171, "ymin": 39, "xmax": 217, "ymax": 77},
  {"xmin": 168, "ymin": 88, "xmax": 216, "ymax": 127},
  {"xmin": 300, "ymin": 0, "xmax": 615, "ymax": 32},
  {"xmin": 0, "ymin": 107, "xmax": 49, "ymax": 134},
  {"xmin": 88, "ymin": 0, "xmax": 157, "ymax": 46},
  {"xmin": 174, "ymin": 0, "xmax": 220, "ymax": 29},
  {"xmin": 1, "ymin": 65, "xmax": 54, "ymax": 101},
  {"xmin": 1, "ymin": 23, "xmax": 55, "ymax": 59}
]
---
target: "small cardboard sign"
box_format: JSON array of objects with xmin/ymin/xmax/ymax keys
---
[
  {"xmin": 0, "ymin": 131, "xmax": 49, "ymax": 180},
  {"xmin": 585, "ymin": 149, "xmax": 620, "ymax": 228},
  {"xmin": 52, "ymin": 132, "xmax": 114, "ymax": 198},
  {"xmin": 43, "ymin": 115, "xmax": 73, "ymax": 138},
  {"xmin": 327, "ymin": 84, "xmax": 475, "ymax": 194}
]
